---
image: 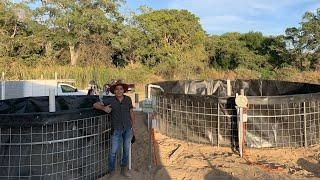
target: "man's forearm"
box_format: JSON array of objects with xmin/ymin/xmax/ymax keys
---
[
  {"xmin": 93, "ymin": 102, "xmax": 105, "ymax": 110},
  {"xmin": 93, "ymin": 102, "xmax": 112, "ymax": 113}
]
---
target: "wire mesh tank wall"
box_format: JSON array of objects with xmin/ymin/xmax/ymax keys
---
[
  {"xmin": 152, "ymin": 80, "xmax": 320, "ymax": 148},
  {"xmin": 0, "ymin": 96, "xmax": 112, "ymax": 179},
  {"xmin": 154, "ymin": 95, "xmax": 238, "ymax": 147}
]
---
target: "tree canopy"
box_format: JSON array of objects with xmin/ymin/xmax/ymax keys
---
[
  {"xmin": 0, "ymin": 1, "xmax": 319, "ymax": 79},
  {"xmin": 285, "ymin": 8, "xmax": 320, "ymax": 70}
]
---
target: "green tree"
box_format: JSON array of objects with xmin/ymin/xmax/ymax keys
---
[
  {"xmin": 0, "ymin": 1, "xmax": 46, "ymax": 66},
  {"xmin": 112, "ymin": 24, "xmax": 146, "ymax": 67},
  {"xmin": 239, "ymin": 32, "xmax": 288, "ymax": 68},
  {"xmin": 0, "ymin": 1, "xmax": 30, "ymax": 38},
  {"xmin": 133, "ymin": 9, "xmax": 207, "ymax": 78},
  {"xmin": 207, "ymin": 33, "xmax": 270, "ymax": 71},
  {"xmin": 260, "ymin": 35, "xmax": 289, "ymax": 68},
  {"xmin": 285, "ymin": 8, "xmax": 320, "ymax": 70},
  {"xmin": 240, "ymin": 31, "xmax": 264, "ymax": 51},
  {"xmin": 33, "ymin": 0, "xmax": 124, "ymax": 65}
]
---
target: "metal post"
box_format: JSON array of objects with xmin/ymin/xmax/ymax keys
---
[
  {"xmin": 166, "ymin": 98, "xmax": 168, "ymax": 136},
  {"xmin": 54, "ymin": 72, "xmax": 58, "ymax": 80},
  {"xmin": 198, "ymin": 101, "xmax": 200, "ymax": 143},
  {"xmin": 217, "ymin": 102, "xmax": 220, "ymax": 147},
  {"xmin": 49, "ymin": 89, "xmax": 56, "ymax": 112},
  {"xmin": 147, "ymin": 113, "xmax": 150, "ymax": 131},
  {"xmin": 303, "ymin": 102, "xmax": 307, "ymax": 147},
  {"xmin": 185, "ymin": 99, "xmax": 188, "ymax": 142}
]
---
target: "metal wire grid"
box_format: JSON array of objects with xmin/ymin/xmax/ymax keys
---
[
  {"xmin": 0, "ymin": 115, "xmax": 111, "ymax": 179},
  {"xmin": 304, "ymin": 101, "xmax": 320, "ymax": 146},
  {"xmin": 153, "ymin": 95, "xmax": 320, "ymax": 148},
  {"xmin": 246, "ymin": 103, "xmax": 304, "ymax": 148},
  {"xmin": 155, "ymin": 96, "xmax": 221, "ymax": 146}
]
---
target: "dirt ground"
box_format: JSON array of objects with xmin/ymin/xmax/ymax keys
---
[{"xmin": 102, "ymin": 110, "xmax": 320, "ymax": 180}]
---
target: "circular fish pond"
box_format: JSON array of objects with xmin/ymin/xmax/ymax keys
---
[
  {"xmin": 0, "ymin": 96, "xmax": 111, "ymax": 179},
  {"xmin": 150, "ymin": 79, "xmax": 320, "ymax": 148}
]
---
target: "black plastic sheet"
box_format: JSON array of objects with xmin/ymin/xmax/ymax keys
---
[
  {"xmin": 0, "ymin": 96, "xmax": 112, "ymax": 127},
  {"xmin": 0, "ymin": 95, "xmax": 111, "ymax": 179}
]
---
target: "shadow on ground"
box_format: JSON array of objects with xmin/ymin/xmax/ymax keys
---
[
  {"xmin": 297, "ymin": 158, "xmax": 320, "ymax": 178},
  {"xmin": 200, "ymin": 152, "xmax": 238, "ymax": 180}
]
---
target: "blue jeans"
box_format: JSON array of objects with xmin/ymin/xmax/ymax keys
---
[{"xmin": 108, "ymin": 128, "xmax": 132, "ymax": 172}]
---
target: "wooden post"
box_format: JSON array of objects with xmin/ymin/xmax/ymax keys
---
[
  {"xmin": 237, "ymin": 89, "xmax": 245, "ymax": 157},
  {"xmin": 240, "ymin": 89, "xmax": 244, "ymax": 96},
  {"xmin": 238, "ymin": 107, "xmax": 244, "ymax": 157}
]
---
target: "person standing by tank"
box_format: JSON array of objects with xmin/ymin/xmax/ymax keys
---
[
  {"xmin": 87, "ymin": 80, "xmax": 98, "ymax": 95},
  {"xmin": 93, "ymin": 80, "xmax": 135, "ymax": 178},
  {"xmin": 103, "ymin": 83, "xmax": 111, "ymax": 96}
]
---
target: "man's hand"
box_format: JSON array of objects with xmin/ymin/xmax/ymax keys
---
[
  {"xmin": 103, "ymin": 105, "xmax": 112, "ymax": 113},
  {"xmin": 132, "ymin": 127, "xmax": 135, "ymax": 135}
]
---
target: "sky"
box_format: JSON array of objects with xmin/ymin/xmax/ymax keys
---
[
  {"xmin": 12, "ymin": 0, "xmax": 320, "ymax": 36},
  {"xmin": 124, "ymin": 0, "xmax": 320, "ymax": 36}
]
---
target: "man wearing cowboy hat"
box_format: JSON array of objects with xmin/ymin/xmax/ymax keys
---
[{"xmin": 93, "ymin": 79, "xmax": 135, "ymax": 178}]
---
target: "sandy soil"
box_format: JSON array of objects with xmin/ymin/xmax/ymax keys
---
[{"xmin": 101, "ymin": 111, "xmax": 320, "ymax": 180}]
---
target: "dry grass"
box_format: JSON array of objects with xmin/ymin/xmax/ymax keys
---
[{"xmin": 2, "ymin": 63, "xmax": 320, "ymax": 91}]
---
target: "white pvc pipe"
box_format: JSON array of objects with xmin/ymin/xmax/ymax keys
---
[
  {"xmin": 1, "ymin": 80, "xmax": 5, "ymax": 100},
  {"xmin": 133, "ymin": 93, "xmax": 141, "ymax": 111},
  {"xmin": 227, "ymin": 79, "xmax": 231, "ymax": 96},
  {"xmin": 49, "ymin": 89, "xmax": 56, "ymax": 112},
  {"xmin": 1, "ymin": 72, "xmax": 4, "ymax": 100},
  {"xmin": 129, "ymin": 143, "xmax": 132, "ymax": 170},
  {"xmin": 147, "ymin": 84, "xmax": 164, "ymax": 99}
]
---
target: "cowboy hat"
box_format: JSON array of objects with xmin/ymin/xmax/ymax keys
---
[{"xmin": 109, "ymin": 80, "xmax": 129, "ymax": 94}]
